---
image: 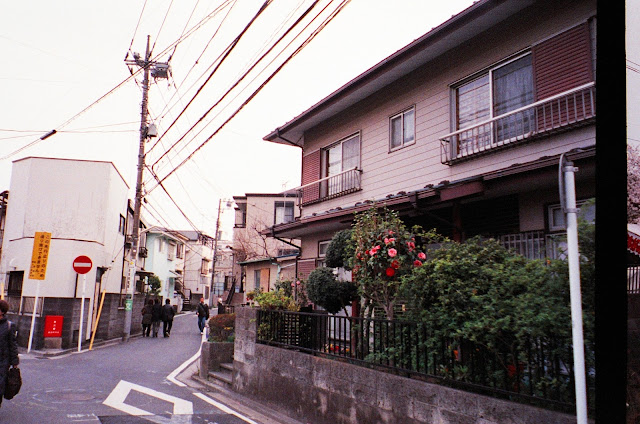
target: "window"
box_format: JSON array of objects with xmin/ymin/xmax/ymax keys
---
[
  {"xmin": 254, "ymin": 269, "xmax": 261, "ymax": 291},
  {"xmin": 274, "ymin": 201, "xmax": 295, "ymax": 225},
  {"xmin": 454, "ymin": 53, "xmax": 534, "ymax": 150},
  {"xmin": 176, "ymin": 243, "xmax": 184, "ymax": 259},
  {"xmin": 318, "ymin": 241, "xmax": 330, "ymax": 258},
  {"xmin": 168, "ymin": 242, "xmax": 175, "ymax": 260},
  {"xmin": 201, "ymin": 259, "xmax": 210, "ymax": 275},
  {"xmin": 390, "ymin": 107, "xmax": 415, "ymax": 150},
  {"xmin": 322, "ymin": 133, "xmax": 360, "ymax": 197},
  {"xmin": 548, "ymin": 199, "xmax": 595, "ymax": 232},
  {"xmin": 158, "ymin": 239, "xmax": 165, "ymax": 253},
  {"xmin": 7, "ymin": 271, "xmax": 23, "ymax": 296},
  {"xmin": 119, "ymin": 215, "xmax": 126, "ymax": 235}
]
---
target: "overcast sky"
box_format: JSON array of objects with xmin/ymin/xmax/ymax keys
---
[{"xmin": 1, "ymin": 1, "xmax": 624, "ymax": 238}]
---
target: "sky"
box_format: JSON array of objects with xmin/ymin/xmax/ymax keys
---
[{"xmin": 1, "ymin": 0, "xmax": 621, "ymax": 239}]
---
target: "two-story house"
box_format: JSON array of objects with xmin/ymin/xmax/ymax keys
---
[
  {"xmin": 142, "ymin": 227, "xmax": 188, "ymax": 311},
  {"xmin": 264, "ymin": 0, "xmax": 596, "ymax": 280},
  {"xmin": 0, "ymin": 157, "xmax": 130, "ymax": 349},
  {"xmin": 232, "ymin": 193, "xmax": 300, "ymax": 302}
]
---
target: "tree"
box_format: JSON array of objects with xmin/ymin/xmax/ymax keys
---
[
  {"xmin": 629, "ymin": 144, "xmax": 640, "ymax": 223},
  {"xmin": 324, "ymin": 229, "xmax": 353, "ymax": 270},
  {"xmin": 147, "ymin": 275, "xmax": 161, "ymax": 296},
  {"xmin": 350, "ymin": 206, "xmax": 436, "ymax": 320},
  {"xmin": 306, "ymin": 267, "xmax": 358, "ymax": 315}
]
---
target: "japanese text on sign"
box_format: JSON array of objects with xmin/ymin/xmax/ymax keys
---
[{"xmin": 29, "ymin": 232, "xmax": 51, "ymax": 280}]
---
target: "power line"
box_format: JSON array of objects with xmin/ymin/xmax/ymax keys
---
[
  {"xmin": 147, "ymin": 0, "xmax": 274, "ymax": 158},
  {"xmin": 150, "ymin": 0, "xmax": 321, "ymax": 168},
  {"xmin": 148, "ymin": 0, "xmax": 351, "ymax": 190}
]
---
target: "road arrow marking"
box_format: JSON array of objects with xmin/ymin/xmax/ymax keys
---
[{"xmin": 104, "ymin": 380, "xmax": 193, "ymax": 419}]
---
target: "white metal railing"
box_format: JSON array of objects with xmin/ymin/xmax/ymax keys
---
[
  {"xmin": 441, "ymin": 82, "xmax": 595, "ymax": 164},
  {"xmin": 282, "ymin": 167, "xmax": 362, "ymax": 207}
]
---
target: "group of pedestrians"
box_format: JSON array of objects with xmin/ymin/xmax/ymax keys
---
[{"xmin": 141, "ymin": 299, "xmax": 175, "ymax": 338}]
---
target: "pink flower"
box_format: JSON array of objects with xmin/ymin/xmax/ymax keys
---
[
  {"xmin": 418, "ymin": 252, "xmax": 426, "ymax": 260},
  {"xmin": 388, "ymin": 230, "xmax": 395, "ymax": 235},
  {"xmin": 296, "ymin": 280, "xmax": 301, "ymax": 286},
  {"xmin": 414, "ymin": 260, "xmax": 422, "ymax": 267},
  {"xmin": 291, "ymin": 282, "xmax": 295, "ymax": 287},
  {"xmin": 407, "ymin": 241, "xmax": 415, "ymax": 251},
  {"xmin": 384, "ymin": 237, "xmax": 395, "ymax": 245},
  {"xmin": 385, "ymin": 267, "xmax": 395, "ymax": 277},
  {"xmin": 388, "ymin": 248, "xmax": 397, "ymax": 258},
  {"xmin": 384, "ymin": 238, "xmax": 389, "ymax": 245}
]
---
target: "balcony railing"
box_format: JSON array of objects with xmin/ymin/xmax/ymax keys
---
[
  {"xmin": 441, "ymin": 82, "xmax": 595, "ymax": 165},
  {"xmin": 286, "ymin": 167, "xmax": 362, "ymax": 207}
]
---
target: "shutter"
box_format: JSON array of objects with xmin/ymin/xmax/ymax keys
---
[
  {"xmin": 532, "ymin": 23, "xmax": 594, "ymax": 131},
  {"xmin": 297, "ymin": 258, "xmax": 317, "ymax": 281},
  {"xmin": 301, "ymin": 150, "xmax": 321, "ymax": 204},
  {"xmin": 532, "ymin": 23, "xmax": 593, "ymax": 100}
]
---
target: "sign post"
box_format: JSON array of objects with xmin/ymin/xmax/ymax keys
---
[
  {"xmin": 27, "ymin": 232, "xmax": 51, "ymax": 353},
  {"xmin": 73, "ymin": 255, "xmax": 92, "ymax": 352}
]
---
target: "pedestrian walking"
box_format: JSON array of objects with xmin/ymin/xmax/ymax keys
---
[
  {"xmin": 141, "ymin": 300, "xmax": 153, "ymax": 337},
  {"xmin": 196, "ymin": 297, "xmax": 209, "ymax": 335},
  {"xmin": 151, "ymin": 299, "xmax": 162, "ymax": 337},
  {"xmin": 0, "ymin": 299, "xmax": 19, "ymax": 408},
  {"xmin": 162, "ymin": 299, "xmax": 175, "ymax": 337}
]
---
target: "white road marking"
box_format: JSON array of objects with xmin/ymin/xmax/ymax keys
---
[
  {"xmin": 103, "ymin": 380, "xmax": 194, "ymax": 417},
  {"xmin": 166, "ymin": 324, "xmax": 207, "ymax": 387},
  {"xmin": 194, "ymin": 393, "xmax": 258, "ymax": 424}
]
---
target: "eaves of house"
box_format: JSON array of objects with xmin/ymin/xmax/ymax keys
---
[{"xmin": 264, "ymin": 0, "xmax": 536, "ymax": 147}]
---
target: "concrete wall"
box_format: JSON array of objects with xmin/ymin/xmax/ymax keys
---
[{"xmin": 233, "ymin": 307, "xmax": 583, "ymax": 424}]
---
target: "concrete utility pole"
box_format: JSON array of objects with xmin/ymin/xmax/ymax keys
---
[
  {"xmin": 122, "ymin": 36, "xmax": 168, "ymax": 341},
  {"xmin": 209, "ymin": 198, "xmax": 222, "ymax": 308}
]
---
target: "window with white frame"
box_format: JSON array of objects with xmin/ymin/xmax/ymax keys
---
[
  {"xmin": 201, "ymin": 258, "xmax": 210, "ymax": 275},
  {"xmin": 274, "ymin": 201, "xmax": 295, "ymax": 225},
  {"xmin": 390, "ymin": 107, "xmax": 415, "ymax": 151},
  {"xmin": 454, "ymin": 53, "xmax": 534, "ymax": 149},
  {"xmin": 548, "ymin": 199, "xmax": 595, "ymax": 232},
  {"xmin": 176, "ymin": 243, "xmax": 183, "ymax": 259},
  {"xmin": 168, "ymin": 242, "xmax": 176, "ymax": 260},
  {"xmin": 321, "ymin": 133, "xmax": 360, "ymax": 197},
  {"xmin": 158, "ymin": 238, "xmax": 165, "ymax": 253}
]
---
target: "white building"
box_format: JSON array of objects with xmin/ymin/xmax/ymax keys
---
[{"xmin": 0, "ymin": 157, "xmax": 131, "ymax": 349}]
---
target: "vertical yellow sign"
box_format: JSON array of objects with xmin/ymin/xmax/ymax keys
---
[{"xmin": 29, "ymin": 232, "xmax": 51, "ymax": 280}]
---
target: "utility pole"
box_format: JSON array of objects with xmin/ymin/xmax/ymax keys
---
[
  {"xmin": 209, "ymin": 198, "xmax": 222, "ymax": 308},
  {"xmin": 122, "ymin": 36, "xmax": 168, "ymax": 341}
]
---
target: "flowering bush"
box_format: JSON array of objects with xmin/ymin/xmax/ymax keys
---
[
  {"xmin": 254, "ymin": 288, "xmax": 298, "ymax": 311},
  {"xmin": 208, "ymin": 313, "xmax": 236, "ymax": 342},
  {"xmin": 350, "ymin": 206, "xmax": 438, "ymax": 320}
]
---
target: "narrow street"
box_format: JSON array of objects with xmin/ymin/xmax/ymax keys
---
[{"xmin": 0, "ymin": 312, "xmax": 301, "ymax": 424}]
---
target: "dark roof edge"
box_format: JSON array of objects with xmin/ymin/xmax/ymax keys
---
[{"xmin": 263, "ymin": 0, "xmax": 497, "ymax": 143}]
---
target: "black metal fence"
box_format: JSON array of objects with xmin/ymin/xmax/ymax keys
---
[{"xmin": 256, "ymin": 309, "xmax": 594, "ymax": 414}]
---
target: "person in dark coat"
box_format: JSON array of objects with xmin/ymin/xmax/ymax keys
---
[
  {"xmin": 151, "ymin": 299, "xmax": 162, "ymax": 338},
  {"xmin": 141, "ymin": 300, "xmax": 153, "ymax": 337},
  {"xmin": 196, "ymin": 297, "xmax": 209, "ymax": 335},
  {"xmin": 0, "ymin": 299, "xmax": 19, "ymax": 407},
  {"xmin": 162, "ymin": 299, "xmax": 175, "ymax": 337}
]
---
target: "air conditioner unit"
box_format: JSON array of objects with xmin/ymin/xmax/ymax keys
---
[{"xmin": 138, "ymin": 247, "xmax": 148, "ymax": 258}]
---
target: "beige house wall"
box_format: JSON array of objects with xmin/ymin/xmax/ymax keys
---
[{"xmin": 299, "ymin": 1, "xmax": 596, "ymax": 224}]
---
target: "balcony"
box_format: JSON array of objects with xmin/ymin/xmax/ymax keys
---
[
  {"xmin": 440, "ymin": 82, "xmax": 595, "ymax": 165},
  {"xmin": 292, "ymin": 167, "xmax": 362, "ymax": 207}
]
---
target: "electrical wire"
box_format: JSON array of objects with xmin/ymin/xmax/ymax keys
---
[
  {"xmin": 147, "ymin": 0, "xmax": 351, "ymax": 189},
  {"xmin": 150, "ymin": 0, "xmax": 321, "ymax": 168},
  {"xmin": 152, "ymin": 0, "xmax": 175, "ymax": 54},
  {"xmin": 147, "ymin": 0, "xmax": 274, "ymax": 158}
]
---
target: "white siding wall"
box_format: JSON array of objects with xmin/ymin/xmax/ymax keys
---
[{"xmin": 299, "ymin": 1, "xmax": 596, "ymax": 219}]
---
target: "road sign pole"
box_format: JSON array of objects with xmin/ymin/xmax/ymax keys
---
[
  {"xmin": 27, "ymin": 280, "xmax": 41, "ymax": 353},
  {"xmin": 78, "ymin": 274, "xmax": 87, "ymax": 352}
]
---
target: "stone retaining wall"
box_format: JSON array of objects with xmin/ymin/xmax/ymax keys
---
[{"xmin": 232, "ymin": 307, "xmax": 585, "ymax": 424}]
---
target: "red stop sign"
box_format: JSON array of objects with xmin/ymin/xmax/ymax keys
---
[{"xmin": 73, "ymin": 255, "xmax": 92, "ymax": 274}]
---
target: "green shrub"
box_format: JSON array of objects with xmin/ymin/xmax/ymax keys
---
[
  {"xmin": 254, "ymin": 289, "xmax": 298, "ymax": 311},
  {"xmin": 208, "ymin": 313, "xmax": 236, "ymax": 342},
  {"xmin": 325, "ymin": 229, "xmax": 353, "ymax": 270},
  {"xmin": 306, "ymin": 267, "xmax": 358, "ymax": 315}
]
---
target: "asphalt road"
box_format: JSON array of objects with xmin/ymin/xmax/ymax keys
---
[{"xmin": 0, "ymin": 312, "xmax": 300, "ymax": 424}]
